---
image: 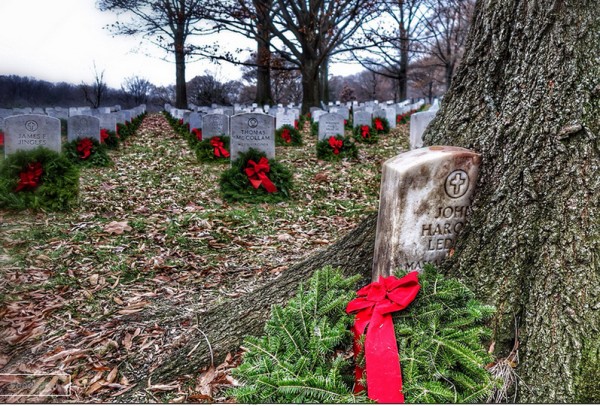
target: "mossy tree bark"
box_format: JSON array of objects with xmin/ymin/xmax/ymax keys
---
[{"xmin": 423, "ymin": 0, "xmax": 600, "ymax": 402}]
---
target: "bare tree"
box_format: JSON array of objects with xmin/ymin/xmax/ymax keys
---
[
  {"xmin": 97, "ymin": 0, "xmax": 215, "ymax": 109},
  {"xmin": 80, "ymin": 63, "xmax": 107, "ymax": 108},
  {"xmin": 121, "ymin": 76, "xmax": 154, "ymax": 104}
]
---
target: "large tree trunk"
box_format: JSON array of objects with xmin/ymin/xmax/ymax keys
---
[
  {"xmin": 254, "ymin": 0, "xmax": 273, "ymax": 105},
  {"xmin": 115, "ymin": 214, "xmax": 377, "ymax": 401},
  {"xmin": 300, "ymin": 59, "xmax": 320, "ymax": 115},
  {"xmin": 424, "ymin": 0, "xmax": 599, "ymax": 402},
  {"xmin": 174, "ymin": 38, "xmax": 187, "ymax": 109}
]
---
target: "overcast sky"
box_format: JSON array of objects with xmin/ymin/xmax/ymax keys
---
[{"xmin": 1, "ymin": 0, "xmax": 362, "ymax": 90}]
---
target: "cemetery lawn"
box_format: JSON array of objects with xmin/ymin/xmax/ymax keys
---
[{"xmin": 0, "ymin": 113, "xmax": 409, "ymax": 403}]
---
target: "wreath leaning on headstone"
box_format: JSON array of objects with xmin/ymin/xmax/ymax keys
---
[
  {"xmin": 193, "ymin": 135, "xmax": 231, "ymax": 163},
  {"xmin": 229, "ymin": 264, "xmax": 498, "ymax": 404},
  {"xmin": 275, "ymin": 125, "xmax": 303, "ymax": 146},
  {"xmin": 372, "ymin": 116, "xmax": 390, "ymax": 135},
  {"xmin": 0, "ymin": 147, "xmax": 79, "ymax": 211},
  {"xmin": 63, "ymin": 137, "xmax": 113, "ymax": 167},
  {"xmin": 316, "ymin": 135, "xmax": 359, "ymax": 161},
  {"xmin": 220, "ymin": 148, "xmax": 292, "ymax": 203},
  {"xmin": 352, "ymin": 125, "xmax": 378, "ymax": 144}
]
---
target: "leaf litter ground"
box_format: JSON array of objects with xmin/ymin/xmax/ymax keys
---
[{"xmin": 0, "ymin": 113, "xmax": 409, "ymax": 403}]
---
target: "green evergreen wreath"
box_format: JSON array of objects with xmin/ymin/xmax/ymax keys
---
[
  {"xmin": 316, "ymin": 135, "xmax": 358, "ymax": 161},
  {"xmin": 372, "ymin": 116, "xmax": 390, "ymax": 134},
  {"xmin": 0, "ymin": 148, "xmax": 79, "ymax": 211},
  {"xmin": 220, "ymin": 148, "xmax": 292, "ymax": 203},
  {"xmin": 193, "ymin": 136, "xmax": 231, "ymax": 163},
  {"xmin": 275, "ymin": 125, "xmax": 303, "ymax": 146},
  {"xmin": 310, "ymin": 121, "xmax": 319, "ymax": 137},
  {"xmin": 102, "ymin": 129, "xmax": 120, "ymax": 150},
  {"xmin": 229, "ymin": 267, "xmax": 368, "ymax": 403},
  {"xmin": 381, "ymin": 264, "xmax": 498, "ymax": 403},
  {"xmin": 63, "ymin": 137, "xmax": 113, "ymax": 167},
  {"xmin": 352, "ymin": 125, "xmax": 379, "ymax": 144}
]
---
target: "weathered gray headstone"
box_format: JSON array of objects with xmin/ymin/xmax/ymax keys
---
[
  {"xmin": 4, "ymin": 114, "xmax": 61, "ymax": 157},
  {"xmin": 353, "ymin": 111, "xmax": 372, "ymax": 128},
  {"xmin": 372, "ymin": 146, "xmax": 481, "ymax": 281},
  {"xmin": 188, "ymin": 112, "xmax": 203, "ymax": 132},
  {"xmin": 230, "ymin": 113, "xmax": 275, "ymax": 162},
  {"xmin": 202, "ymin": 113, "xmax": 230, "ymax": 137},
  {"xmin": 97, "ymin": 114, "xmax": 117, "ymax": 132},
  {"xmin": 67, "ymin": 115, "xmax": 101, "ymax": 142},
  {"xmin": 318, "ymin": 113, "xmax": 345, "ymax": 140},
  {"xmin": 385, "ymin": 107, "xmax": 397, "ymax": 128}
]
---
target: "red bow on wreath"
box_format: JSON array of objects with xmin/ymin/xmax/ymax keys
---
[
  {"xmin": 245, "ymin": 157, "xmax": 277, "ymax": 193},
  {"xmin": 76, "ymin": 138, "xmax": 94, "ymax": 159},
  {"xmin": 15, "ymin": 162, "xmax": 43, "ymax": 192},
  {"xmin": 346, "ymin": 272, "xmax": 421, "ymax": 403},
  {"xmin": 328, "ymin": 136, "xmax": 343, "ymax": 155},
  {"xmin": 374, "ymin": 118, "xmax": 384, "ymax": 131},
  {"xmin": 0, "ymin": 131, "xmax": 5, "ymax": 147},
  {"xmin": 361, "ymin": 125, "xmax": 370, "ymax": 139},
  {"xmin": 281, "ymin": 128, "xmax": 291, "ymax": 143},
  {"xmin": 100, "ymin": 129, "xmax": 109, "ymax": 143},
  {"xmin": 210, "ymin": 137, "xmax": 230, "ymax": 158},
  {"xmin": 192, "ymin": 128, "xmax": 203, "ymax": 141},
  {"xmin": 294, "ymin": 120, "xmax": 299, "ymax": 130}
]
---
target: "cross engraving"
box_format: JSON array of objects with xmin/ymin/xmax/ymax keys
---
[{"xmin": 445, "ymin": 170, "xmax": 469, "ymax": 198}]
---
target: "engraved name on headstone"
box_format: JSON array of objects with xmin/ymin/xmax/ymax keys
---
[
  {"xmin": 371, "ymin": 146, "xmax": 481, "ymax": 281},
  {"xmin": 230, "ymin": 113, "xmax": 275, "ymax": 162},
  {"xmin": 317, "ymin": 113, "xmax": 345, "ymax": 140},
  {"xmin": 4, "ymin": 114, "xmax": 61, "ymax": 157}
]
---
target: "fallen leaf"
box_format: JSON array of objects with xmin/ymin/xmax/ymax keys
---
[
  {"xmin": 106, "ymin": 367, "xmax": 118, "ymax": 383},
  {"xmin": 104, "ymin": 221, "xmax": 132, "ymax": 235}
]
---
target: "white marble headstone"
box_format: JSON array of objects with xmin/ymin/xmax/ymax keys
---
[
  {"xmin": 230, "ymin": 113, "xmax": 275, "ymax": 162},
  {"xmin": 4, "ymin": 114, "xmax": 61, "ymax": 157}
]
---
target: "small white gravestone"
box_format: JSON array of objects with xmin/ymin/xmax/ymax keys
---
[
  {"xmin": 230, "ymin": 113, "xmax": 275, "ymax": 162},
  {"xmin": 188, "ymin": 112, "xmax": 202, "ymax": 132},
  {"xmin": 67, "ymin": 115, "xmax": 101, "ymax": 142},
  {"xmin": 353, "ymin": 111, "xmax": 371, "ymax": 128},
  {"xmin": 4, "ymin": 114, "xmax": 61, "ymax": 157},
  {"xmin": 409, "ymin": 109, "xmax": 438, "ymax": 150},
  {"xmin": 372, "ymin": 146, "xmax": 481, "ymax": 281},
  {"xmin": 276, "ymin": 111, "xmax": 295, "ymax": 129},
  {"xmin": 98, "ymin": 114, "xmax": 117, "ymax": 133},
  {"xmin": 318, "ymin": 113, "xmax": 345, "ymax": 140}
]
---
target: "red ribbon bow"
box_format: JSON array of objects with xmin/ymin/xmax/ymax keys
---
[
  {"xmin": 16, "ymin": 162, "xmax": 43, "ymax": 192},
  {"xmin": 76, "ymin": 138, "xmax": 94, "ymax": 159},
  {"xmin": 294, "ymin": 120, "xmax": 299, "ymax": 130},
  {"xmin": 244, "ymin": 157, "xmax": 277, "ymax": 193},
  {"xmin": 281, "ymin": 128, "xmax": 291, "ymax": 143},
  {"xmin": 0, "ymin": 131, "xmax": 5, "ymax": 147},
  {"xmin": 346, "ymin": 272, "xmax": 421, "ymax": 403},
  {"xmin": 210, "ymin": 137, "xmax": 230, "ymax": 158},
  {"xmin": 328, "ymin": 136, "xmax": 343, "ymax": 155},
  {"xmin": 361, "ymin": 125, "xmax": 370, "ymax": 138},
  {"xmin": 374, "ymin": 118, "xmax": 384, "ymax": 131},
  {"xmin": 192, "ymin": 128, "xmax": 202, "ymax": 141},
  {"xmin": 100, "ymin": 129, "xmax": 109, "ymax": 143}
]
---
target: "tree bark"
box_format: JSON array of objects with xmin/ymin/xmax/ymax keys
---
[
  {"xmin": 254, "ymin": 0, "xmax": 274, "ymax": 105},
  {"xmin": 423, "ymin": 0, "xmax": 600, "ymax": 402},
  {"xmin": 115, "ymin": 214, "xmax": 377, "ymax": 401},
  {"xmin": 174, "ymin": 39, "xmax": 187, "ymax": 109},
  {"xmin": 300, "ymin": 59, "xmax": 321, "ymax": 115}
]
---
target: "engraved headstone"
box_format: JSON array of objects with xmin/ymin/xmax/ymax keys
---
[
  {"xmin": 202, "ymin": 113, "xmax": 230, "ymax": 137},
  {"xmin": 317, "ymin": 113, "xmax": 345, "ymax": 140},
  {"xmin": 372, "ymin": 146, "xmax": 481, "ymax": 281},
  {"xmin": 230, "ymin": 113, "xmax": 275, "ymax": 162},
  {"xmin": 4, "ymin": 114, "xmax": 61, "ymax": 157},
  {"xmin": 353, "ymin": 111, "xmax": 372, "ymax": 128},
  {"xmin": 67, "ymin": 115, "xmax": 101, "ymax": 142}
]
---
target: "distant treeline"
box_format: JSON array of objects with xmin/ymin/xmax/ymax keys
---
[{"xmin": 0, "ymin": 75, "xmax": 156, "ymax": 110}]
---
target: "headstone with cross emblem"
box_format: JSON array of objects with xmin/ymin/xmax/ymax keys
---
[
  {"xmin": 230, "ymin": 113, "xmax": 275, "ymax": 162},
  {"xmin": 371, "ymin": 146, "xmax": 481, "ymax": 281},
  {"xmin": 4, "ymin": 114, "xmax": 62, "ymax": 158}
]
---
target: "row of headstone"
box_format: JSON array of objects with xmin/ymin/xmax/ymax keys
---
[{"xmin": 2, "ymin": 108, "xmax": 145, "ymax": 158}]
